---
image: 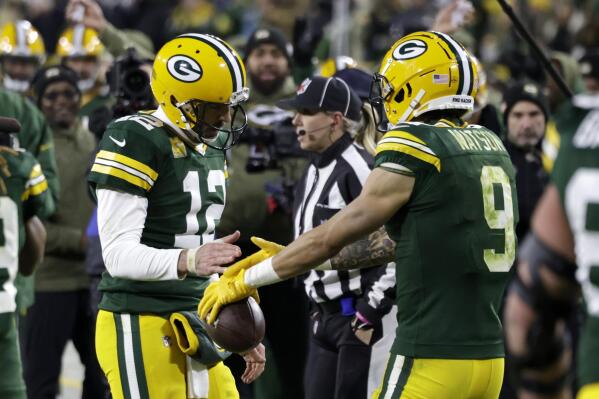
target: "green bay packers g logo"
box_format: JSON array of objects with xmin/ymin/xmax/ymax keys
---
[
  {"xmin": 392, "ymin": 40, "xmax": 428, "ymax": 60},
  {"xmin": 167, "ymin": 55, "xmax": 203, "ymax": 82}
]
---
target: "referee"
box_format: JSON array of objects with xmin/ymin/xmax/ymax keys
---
[{"xmin": 277, "ymin": 76, "xmax": 396, "ymax": 399}]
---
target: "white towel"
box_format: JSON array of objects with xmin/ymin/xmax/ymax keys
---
[{"xmin": 186, "ymin": 356, "xmax": 209, "ymax": 398}]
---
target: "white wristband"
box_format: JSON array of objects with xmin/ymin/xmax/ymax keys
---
[
  {"xmin": 244, "ymin": 257, "xmax": 282, "ymax": 288},
  {"xmin": 314, "ymin": 259, "xmax": 332, "ymax": 271},
  {"xmin": 186, "ymin": 248, "xmax": 197, "ymax": 276}
]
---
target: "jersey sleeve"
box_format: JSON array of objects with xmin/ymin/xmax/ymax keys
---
[
  {"xmin": 88, "ymin": 120, "xmax": 162, "ymax": 197},
  {"xmin": 21, "ymin": 153, "xmax": 55, "ymax": 220},
  {"xmin": 374, "ymin": 128, "xmax": 441, "ymax": 175}
]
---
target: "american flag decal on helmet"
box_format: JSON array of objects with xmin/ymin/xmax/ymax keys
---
[{"xmin": 433, "ymin": 74, "xmax": 449, "ymax": 84}]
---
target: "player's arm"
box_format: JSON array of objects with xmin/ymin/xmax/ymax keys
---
[
  {"xmin": 327, "ymin": 226, "xmax": 395, "ymax": 271},
  {"xmin": 503, "ymin": 184, "xmax": 579, "ymax": 397},
  {"xmin": 267, "ymin": 168, "xmax": 413, "ymax": 280},
  {"xmin": 18, "ymin": 216, "xmax": 47, "ymax": 276},
  {"xmin": 199, "ymin": 169, "xmax": 413, "ymax": 322},
  {"xmin": 97, "ymin": 188, "xmax": 241, "ymax": 280}
]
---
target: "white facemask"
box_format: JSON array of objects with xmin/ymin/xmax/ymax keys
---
[
  {"xmin": 77, "ymin": 77, "xmax": 95, "ymax": 92},
  {"xmin": 3, "ymin": 75, "xmax": 30, "ymax": 93}
]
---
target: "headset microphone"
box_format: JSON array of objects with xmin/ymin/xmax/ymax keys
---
[{"xmin": 297, "ymin": 123, "xmax": 335, "ymax": 136}]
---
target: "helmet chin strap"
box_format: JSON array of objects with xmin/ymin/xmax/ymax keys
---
[{"xmin": 398, "ymin": 89, "xmax": 426, "ymax": 123}]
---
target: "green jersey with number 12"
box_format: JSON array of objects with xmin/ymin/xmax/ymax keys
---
[
  {"xmin": 88, "ymin": 112, "xmax": 228, "ymax": 314},
  {"xmin": 374, "ymin": 119, "xmax": 518, "ymax": 359},
  {"xmin": 552, "ymin": 100, "xmax": 599, "ymax": 386}
]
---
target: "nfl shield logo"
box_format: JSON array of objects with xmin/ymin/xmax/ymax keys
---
[{"xmin": 297, "ymin": 78, "xmax": 312, "ymax": 94}]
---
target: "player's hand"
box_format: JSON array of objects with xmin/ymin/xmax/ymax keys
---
[
  {"xmin": 240, "ymin": 343, "xmax": 266, "ymax": 384},
  {"xmin": 66, "ymin": 0, "xmax": 108, "ymax": 33},
  {"xmin": 198, "ymin": 269, "xmax": 258, "ymax": 325},
  {"xmin": 351, "ymin": 312, "xmax": 376, "ymax": 346},
  {"xmin": 193, "ymin": 231, "xmax": 241, "ymax": 276},
  {"xmin": 222, "ymin": 236, "xmax": 284, "ymax": 277},
  {"xmin": 432, "ymin": 0, "xmax": 474, "ymax": 34}
]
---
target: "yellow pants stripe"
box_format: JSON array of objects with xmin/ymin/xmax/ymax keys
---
[
  {"xmin": 378, "ymin": 355, "xmax": 412, "ymax": 399},
  {"xmin": 115, "ymin": 314, "xmax": 150, "ymax": 399}
]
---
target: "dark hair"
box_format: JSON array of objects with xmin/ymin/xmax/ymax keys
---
[{"xmin": 414, "ymin": 109, "xmax": 468, "ymax": 123}]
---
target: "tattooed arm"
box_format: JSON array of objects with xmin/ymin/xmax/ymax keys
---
[
  {"xmin": 329, "ymin": 226, "xmax": 395, "ymax": 271},
  {"xmin": 268, "ymin": 169, "xmax": 414, "ymax": 280}
]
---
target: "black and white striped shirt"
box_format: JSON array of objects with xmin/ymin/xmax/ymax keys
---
[{"xmin": 293, "ymin": 134, "xmax": 395, "ymax": 318}]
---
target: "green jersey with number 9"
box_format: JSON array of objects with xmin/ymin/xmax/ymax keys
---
[
  {"xmin": 551, "ymin": 100, "xmax": 599, "ymax": 386},
  {"xmin": 0, "ymin": 146, "xmax": 54, "ymax": 314},
  {"xmin": 88, "ymin": 113, "xmax": 229, "ymax": 314},
  {"xmin": 374, "ymin": 119, "xmax": 518, "ymax": 359}
]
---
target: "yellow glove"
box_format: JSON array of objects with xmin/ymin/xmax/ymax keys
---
[
  {"xmin": 251, "ymin": 236, "xmax": 285, "ymax": 255},
  {"xmin": 223, "ymin": 236, "xmax": 285, "ymax": 278},
  {"xmin": 198, "ymin": 269, "xmax": 259, "ymax": 325}
]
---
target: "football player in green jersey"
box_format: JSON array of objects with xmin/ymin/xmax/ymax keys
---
[
  {"xmin": 200, "ymin": 31, "xmax": 519, "ymax": 398},
  {"xmin": 0, "ymin": 118, "xmax": 54, "ymax": 399},
  {"xmin": 87, "ymin": 34, "xmax": 269, "ymax": 398},
  {"xmin": 504, "ymin": 94, "xmax": 599, "ymax": 399}
]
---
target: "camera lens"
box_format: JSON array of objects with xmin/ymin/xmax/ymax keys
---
[{"xmin": 123, "ymin": 69, "xmax": 149, "ymax": 97}]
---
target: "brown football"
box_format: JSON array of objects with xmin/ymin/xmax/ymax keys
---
[{"xmin": 204, "ymin": 296, "xmax": 265, "ymax": 353}]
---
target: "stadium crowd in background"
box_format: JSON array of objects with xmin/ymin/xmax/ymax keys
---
[{"xmin": 1, "ymin": 0, "xmax": 599, "ymax": 398}]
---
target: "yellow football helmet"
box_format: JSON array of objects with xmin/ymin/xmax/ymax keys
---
[
  {"xmin": 371, "ymin": 31, "xmax": 479, "ymax": 127},
  {"xmin": 151, "ymin": 33, "xmax": 249, "ymax": 150},
  {"xmin": 0, "ymin": 20, "xmax": 46, "ymax": 92},
  {"xmin": 0, "ymin": 20, "xmax": 46, "ymax": 60},
  {"xmin": 56, "ymin": 26, "xmax": 104, "ymax": 57}
]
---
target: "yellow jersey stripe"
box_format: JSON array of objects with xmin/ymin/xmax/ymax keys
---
[
  {"xmin": 29, "ymin": 164, "xmax": 43, "ymax": 179},
  {"xmin": 91, "ymin": 164, "xmax": 152, "ymax": 191},
  {"xmin": 94, "ymin": 158, "xmax": 155, "ymax": 186},
  {"xmin": 376, "ymin": 142, "xmax": 441, "ymax": 172},
  {"xmin": 28, "ymin": 179, "xmax": 48, "ymax": 196},
  {"xmin": 96, "ymin": 150, "xmax": 158, "ymax": 181},
  {"xmin": 21, "ymin": 174, "xmax": 48, "ymax": 200},
  {"xmin": 378, "ymin": 137, "xmax": 436, "ymax": 156},
  {"xmin": 382, "ymin": 131, "xmax": 426, "ymax": 145},
  {"xmin": 436, "ymin": 119, "xmax": 468, "ymax": 128}
]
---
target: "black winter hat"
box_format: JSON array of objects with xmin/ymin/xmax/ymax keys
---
[
  {"xmin": 502, "ymin": 81, "xmax": 549, "ymax": 125},
  {"xmin": 580, "ymin": 49, "xmax": 599, "ymax": 80},
  {"xmin": 244, "ymin": 27, "xmax": 293, "ymax": 65},
  {"xmin": 277, "ymin": 76, "xmax": 362, "ymax": 122},
  {"xmin": 32, "ymin": 65, "xmax": 80, "ymax": 106}
]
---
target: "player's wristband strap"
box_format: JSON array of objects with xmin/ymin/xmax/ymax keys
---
[
  {"xmin": 244, "ymin": 257, "xmax": 282, "ymax": 288},
  {"xmin": 186, "ymin": 248, "xmax": 197, "ymax": 276}
]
